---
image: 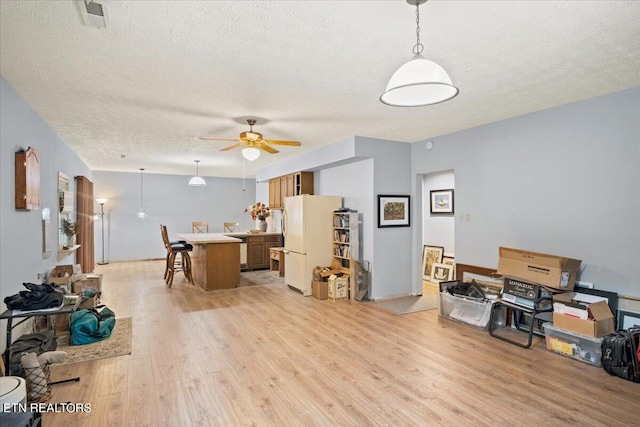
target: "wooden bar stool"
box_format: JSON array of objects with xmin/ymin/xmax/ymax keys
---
[
  {"xmin": 192, "ymin": 221, "xmax": 208, "ymax": 233},
  {"xmin": 160, "ymin": 225, "xmax": 193, "ymax": 287}
]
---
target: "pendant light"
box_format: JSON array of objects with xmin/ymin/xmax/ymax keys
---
[
  {"xmin": 137, "ymin": 168, "xmax": 147, "ymax": 219},
  {"xmin": 380, "ymin": 0, "xmax": 458, "ymax": 107},
  {"xmin": 188, "ymin": 160, "xmax": 206, "ymax": 186},
  {"xmin": 242, "ymin": 147, "xmax": 260, "ymax": 161}
]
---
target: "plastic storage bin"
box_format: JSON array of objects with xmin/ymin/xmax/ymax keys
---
[
  {"xmin": 438, "ymin": 292, "xmax": 497, "ymax": 330},
  {"xmin": 543, "ymin": 322, "xmax": 603, "ymax": 366}
]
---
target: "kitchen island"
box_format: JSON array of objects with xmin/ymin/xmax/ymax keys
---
[{"xmin": 176, "ymin": 233, "xmax": 241, "ymax": 291}]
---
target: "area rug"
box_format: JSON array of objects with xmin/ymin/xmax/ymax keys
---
[
  {"xmin": 60, "ymin": 317, "xmax": 132, "ymax": 364},
  {"xmin": 238, "ymin": 270, "xmax": 285, "ymax": 287},
  {"xmin": 376, "ymin": 294, "xmax": 438, "ymax": 315}
]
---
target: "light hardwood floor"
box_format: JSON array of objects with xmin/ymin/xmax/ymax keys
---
[{"xmin": 44, "ymin": 260, "xmax": 639, "ymax": 426}]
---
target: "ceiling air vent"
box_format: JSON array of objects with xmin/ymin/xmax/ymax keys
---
[{"xmin": 76, "ymin": 0, "xmax": 109, "ymax": 29}]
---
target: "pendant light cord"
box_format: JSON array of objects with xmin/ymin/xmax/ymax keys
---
[
  {"xmin": 140, "ymin": 168, "xmax": 144, "ymax": 210},
  {"xmin": 413, "ymin": 0, "xmax": 424, "ymax": 55}
]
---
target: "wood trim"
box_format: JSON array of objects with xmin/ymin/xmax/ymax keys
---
[
  {"xmin": 75, "ymin": 176, "xmax": 95, "ymax": 273},
  {"xmin": 455, "ymin": 263, "xmax": 498, "ymax": 281}
]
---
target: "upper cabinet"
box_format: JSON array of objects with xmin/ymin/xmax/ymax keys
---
[
  {"xmin": 269, "ymin": 172, "xmax": 314, "ymax": 209},
  {"xmin": 15, "ymin": 147, "xmax": 40, "ymax": 210}
]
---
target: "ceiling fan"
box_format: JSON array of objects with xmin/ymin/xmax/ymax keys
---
[{"xmin": 199, "ymin": 119, "xmax": 301, "ymax": 158}]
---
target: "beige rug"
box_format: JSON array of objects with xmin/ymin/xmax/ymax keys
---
[
  {"xmin": 376, "ymin": 294, "xmax": 439, "ymax": 315},
  {"xmin": 238, "ymin": 270, "xmax": 285, "ymax": 287},
  {"xmin": 59, "ymin": 317, "xmax": 132, "ymax": 364}
]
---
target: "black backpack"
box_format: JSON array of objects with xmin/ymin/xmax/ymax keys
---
[{"xmin": 601, "ymin": 327, "xmax": 640, "ymax": 382}]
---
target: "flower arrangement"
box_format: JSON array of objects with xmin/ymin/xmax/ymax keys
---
[
  {"xmin": 61, "ymin": 218, "xmax": 77, "ymax": 237},
  {"xmin": 245, "ymin": 202, "xmax": 270, "ymax": 221}
]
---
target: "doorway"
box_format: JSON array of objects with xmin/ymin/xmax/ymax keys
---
[{"xmin": 421, "ymin": 170, "xmax": 455, "ymax": 295}]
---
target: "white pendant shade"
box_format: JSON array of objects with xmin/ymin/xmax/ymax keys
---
[
  {"xmin": 242, "ymin": 147, "xmax": 260, "ymax": 161},
  {"xmin": 380, "ymin": 55, "xmax": 459, "ymax": 107},
  {"xmin": 137, "ymin": 210, "xmax": 147, "ymax": 219},
  {"xmin": 188, "ymin": 176, "xmax": 206, "ymax": 186}
]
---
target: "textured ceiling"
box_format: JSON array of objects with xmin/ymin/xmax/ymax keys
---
[{"xmin": 1, "ymin": 1, "xmax": 639, "ymax": 178}]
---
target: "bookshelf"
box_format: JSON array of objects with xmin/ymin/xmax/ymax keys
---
[{"xmin": 332, "ymin": 211, "xmax": 359, "ymax": 300}]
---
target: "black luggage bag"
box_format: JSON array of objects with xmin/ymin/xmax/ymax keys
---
[{"xmin": 601, "ymin": 327, "xmax": 640, "ymax": 382}]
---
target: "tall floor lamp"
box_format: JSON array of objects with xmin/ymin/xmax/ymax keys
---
[{"xmin": 96, "ymin": 198, "xmax": 109, "ymax": 265}]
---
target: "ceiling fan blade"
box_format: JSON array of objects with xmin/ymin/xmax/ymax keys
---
[
  {"xmin": 257, "ymin": 144, "xmax": 279, "ymax": 154},
  {"xmin": 199, "ymin": 137, "xmax": 239, "ymax": 142},
  {"xmin": 265, "ymin": 139, "xmax": 301, "ymax": 146},
  {"xmin": 220, "ymin": 143, "xmax": 243, "ymax": 151}
]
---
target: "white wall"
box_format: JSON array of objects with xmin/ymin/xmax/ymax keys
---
[
  {"xmin": 411, "ymin": 87, "xmax": 640, "ymax": 298},
  {"xmin": 260, "ymin": 136, "xmax": 413, "ymax": 299},
  {"xmin": 92, "ymin": 171, "xmax": 257, "ymax": 261},
  {"xmin": 1, "ymin": 77, "xmax": 92, "ymax": 354},
  {"xmin": 316, "ymin": 159, "xmax": 374, "ymax": 264},
  {"xmin": 422, "ymin": 170, "xmax": 455, "ymax": 256}
]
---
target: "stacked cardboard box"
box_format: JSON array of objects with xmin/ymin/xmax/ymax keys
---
[{"xmin": 328, "ymin": 274, "xmax": 348, "ymax": 300}]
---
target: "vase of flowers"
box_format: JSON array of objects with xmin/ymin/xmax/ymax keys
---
[
  {"xmin": 61, "ymin": 218, "xmax": 77, "ymax": 249},
  {"xmin": 245, "ymin": 202, "xmax": 270, "ymax": 232}
]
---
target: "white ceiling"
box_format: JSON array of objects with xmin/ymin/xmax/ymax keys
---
[{"xmin": 1, "ymin": 1, "xmax": 639, "ymax": 178}]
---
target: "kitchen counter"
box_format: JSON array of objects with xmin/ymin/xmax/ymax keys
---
[
  {"xmin": 176, "ymin": 233, "xmax": 241, "ymax": 290},
  {"xmin": 177, "ymin": 233, "xmax": 242, "ymax": 244}
]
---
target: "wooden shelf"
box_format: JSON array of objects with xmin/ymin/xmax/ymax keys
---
[{"xmin": 57, "ymin": 244, "xmax": 80, "ymax": 261}]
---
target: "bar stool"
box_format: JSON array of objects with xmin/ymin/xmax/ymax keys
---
[
  {"xmin": 192, "ymin": 221, "xmax": 208, "ymax": 233},
  {"xmin": 160, "ymin": 225, "xmax": 193, "ymax": 287}
]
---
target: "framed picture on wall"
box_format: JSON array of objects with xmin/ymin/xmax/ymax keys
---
[
  {"xmin": 422, "ymin": 245, "xmax": 444, "ymax": 280},
  {"xmin": 430, "ymin": 189, "xmax": 454, "ymax": 214},
  {"xmin": 378, "ymin": 195, "xmax": 410, "ymax": 228},
  {"xmin": 430, "ymin": 263, "xmax": 455, "ymax": 284}
]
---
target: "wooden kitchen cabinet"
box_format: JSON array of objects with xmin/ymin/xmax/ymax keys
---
[
  {"xmin": 268, "ymin": 172, "xmax": 314, "ymax": 209},
  {"xmin": 15, "ymin": 147, "xmax": 40, "ymax": 210},
  {"xmin": 246, "ymin": 234, "xmax": 283, "ymax": 270},
  {"xmin": 269, "ymin": 177, "xmax": 282, "ymax": 209}
]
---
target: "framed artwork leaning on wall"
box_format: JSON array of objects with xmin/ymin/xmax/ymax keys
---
[{"xmin": 422, "ymin": 245, "xmax": 444, "ymax": 280}]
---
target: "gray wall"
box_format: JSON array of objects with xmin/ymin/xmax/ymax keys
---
[
  {"xmin": 411, "ymin": 87, "xmax": 640, "ymax": 298},
  {"xmin": 422, "ymin": 170, "xmax": 455, "ymax": 258},
  {"xmin": 92, "ymin": 171, "xmax": 257, "ymax": 261},
  {"xmin": 1, "ymin": 77, "xmax": 92, "ymax": 353}
]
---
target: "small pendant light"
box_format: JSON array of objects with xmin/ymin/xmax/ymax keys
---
[
  {"xmin": 380, "ymin": 0, "xmax": 458, "ymax": 107},
  {"xmin": 188, "ymin": 160, "xmax": 206, "ymax": 186},
  {"xmin": 137, "ymin": 168, "xmax": 147, "ymax": 219}
]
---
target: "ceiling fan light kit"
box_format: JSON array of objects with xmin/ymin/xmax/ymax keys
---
[
  {"xmin": 242, "ymin": 147, "xmax": 261, "ymax": 161},
  {"xmin": 188, "ymin": 160, "xmax": 206, "ymax": 186},
  {"xmin": 380, "ymin": 0, "xmax": 458, "ymax": 107}
]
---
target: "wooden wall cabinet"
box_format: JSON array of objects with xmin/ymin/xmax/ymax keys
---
[
  {"xmin": 268, "ymin": 172, "xmax": 314, "ymax": 209},
  {"xmin": 15, "ymin": 147, "xmax": 40, "ymax": 210},
  {"xmin": 246, "ymin": 234, "xmax": 283, "ymax": 270}
]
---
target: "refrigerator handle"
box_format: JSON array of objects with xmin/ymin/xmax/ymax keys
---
[{"xmin": 282, "ymin": 209, "xmax": 287, "ymax": 238}]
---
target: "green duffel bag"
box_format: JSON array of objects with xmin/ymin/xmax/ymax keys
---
[{"xmin": 70, "ymin": 305, "xmax": 116, "ymax": 345}]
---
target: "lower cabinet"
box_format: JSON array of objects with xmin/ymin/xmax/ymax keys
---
[{"xmin": 246, "ymin": 234, "xmax": 283, "ymax": 270}]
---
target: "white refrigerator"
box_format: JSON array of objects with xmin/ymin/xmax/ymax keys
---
[{"xmin": 283, "ymin": 195, "xmax": 342, "ymax": 296}]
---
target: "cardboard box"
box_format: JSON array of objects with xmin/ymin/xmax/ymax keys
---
[
  {"xmin": 328, "ymin": 274, "xmax": 348, "ymax": 300},
  {"xmin": 78, "ymin": 295, "xmax": 97, "ymax": 310},
  {"xmin": 313, "ymin": 266, "xmax": 339, "ymax": 282},
  {"xmin": 497, "ymin": 247, "xmax": 581, "ymax": 290},
  {"xmin": 72, "ymin": 274, "xmax": 102, "ymax": 296},
  {"xmin": 552, "ymin": 292, "xmax": 615, "ymax": 338},
  {"xmin": 312, "ymin": 280, "xmax": 328, "ymax": 300}
]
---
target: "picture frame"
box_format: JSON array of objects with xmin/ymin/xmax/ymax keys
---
[
  {"xmin": 378, "ymin": 195, "xmax": 410, "ymax": 228},
  {"xmin": 442, "ymin": 256, "xmax": 455, "ymax": 265},
  {"xmin": 430, "ymin": 189, "xmax": 454, "ymax": 214},
  {"xmin": 617, "ymin": 310, "xmax": 640, "ymax": 330},
  {"xmin": 430, "ymin": 263, "xmax": 455, "ymax": 284},
  {"xmin": 422, "ymin": 245, "xmax": 444, "ymax": 280}
]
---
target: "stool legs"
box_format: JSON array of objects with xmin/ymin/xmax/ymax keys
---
[{"xmin": 166, "ymin": 250, "xmax": 192, "ymax": 288}]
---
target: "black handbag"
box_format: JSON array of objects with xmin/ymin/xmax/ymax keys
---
[{"xmin": 601, "ymin": 327, "xmax": 640, "ymax": 382}]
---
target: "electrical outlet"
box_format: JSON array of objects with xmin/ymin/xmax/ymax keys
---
[
  {"xmin": 37, "ymin": 272, "xmax": 45, "ymax": 280},
  {"xmin": 464, "ymin": 213, "xmax": 471, "ymax": 221}
]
